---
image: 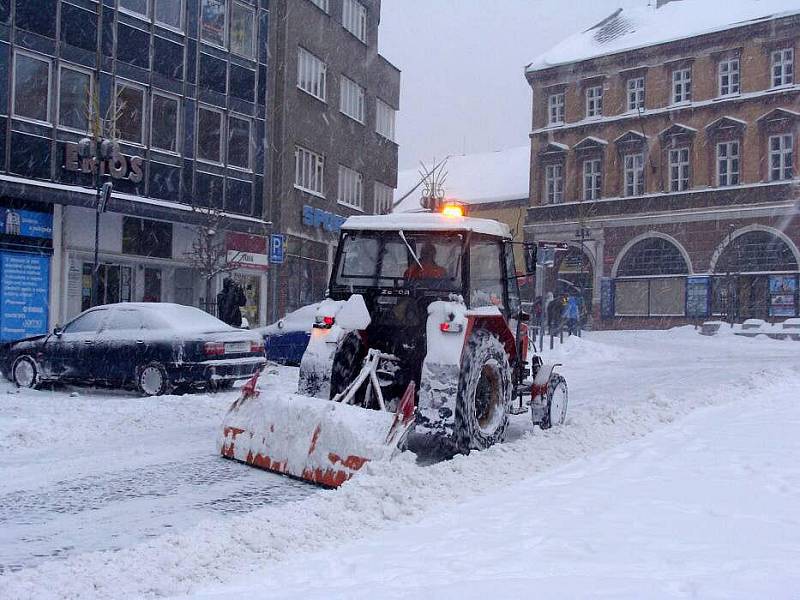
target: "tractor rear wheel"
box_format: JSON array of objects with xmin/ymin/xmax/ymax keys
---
[{"xmin": 453, "ymin": 330, "xmax": 511, "ymax": 453}]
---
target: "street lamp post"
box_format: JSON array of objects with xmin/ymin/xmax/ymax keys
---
[{"xmin": 77, "ymin": 137, "xmax": 114, "ymax": 307}]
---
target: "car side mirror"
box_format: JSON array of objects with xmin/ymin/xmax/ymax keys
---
[
  {"xmin": 524, "ymin": 243, "xmax": 538, "ymax": 274},
  {"xmin": 53, "ymin": 326, "xmax": 63, "ymax": 337}
]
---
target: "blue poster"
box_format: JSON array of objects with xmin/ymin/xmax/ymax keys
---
[
  {"xmin": 0, "ymin": 208, "xmax": 53, "ymax": 239},
  {"xmin": 0, "ymin": 252, "xmax": 50, "ymax": 341},
  {"xmin": 600, "ymin": 278, "xmax": 614, "ymax": 319},
  {"xmin": 686, "ymin": 276, "xmax": 710, "ymax": 318}
]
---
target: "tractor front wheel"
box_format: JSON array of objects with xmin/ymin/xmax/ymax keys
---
[
  {"xmin": 539, "ymin": 373, "xmax": 568, "ymax": 430},
  {"xmin": 453, "ymin": 330, "xmax": 511, "ymax": 454}
]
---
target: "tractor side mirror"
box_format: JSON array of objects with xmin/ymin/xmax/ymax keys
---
[
  {"xmin": 519, "ymin": 311, "xmax": 531, "ymax": 323},
  {"xmin": 524, "ymin": 243, "xmax": 538, "ymax": 274}
]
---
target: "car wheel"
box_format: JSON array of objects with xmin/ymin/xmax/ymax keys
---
[
  {"xmin": 12, "ymin": 356, "xmax": 40, "ymax": 389},
  {"xmin": 137, "ymin": 362, "xmax": 171, "ymax": 396}
]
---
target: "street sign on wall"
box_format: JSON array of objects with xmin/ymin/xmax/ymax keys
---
[{"xmin": 270, "ymin": 234, "xmax": 285, "ymax": 264}]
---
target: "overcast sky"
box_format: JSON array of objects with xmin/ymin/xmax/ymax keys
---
[{"xmin": 379, "ymin": 0, "xmax": 650, "ymax": 170}]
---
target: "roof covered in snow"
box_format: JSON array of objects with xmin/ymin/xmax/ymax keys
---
[
  {"xmin": 393, "ymin": 146, "xmax": 530, "ymax": 213},
  {"xmin": 527, "ymin": 0, "xmax": 800, "ymax": 73},
  {"xmin": 341, "ymin": 213, "xmax": 512, "ymax": 239}
]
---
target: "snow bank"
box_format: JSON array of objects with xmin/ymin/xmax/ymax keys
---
[{"xmin": 4, "ymin": 329, "xmax": 799, "ymax": 599}]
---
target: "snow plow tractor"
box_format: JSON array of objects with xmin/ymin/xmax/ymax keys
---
[{"xmin": 220, "ymin": 210, "xmax": 568, "ymax": 487}]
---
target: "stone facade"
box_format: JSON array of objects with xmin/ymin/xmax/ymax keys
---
[{"xmin": 525, "ymin": 9, "xmax": 800, "ymax": 328}]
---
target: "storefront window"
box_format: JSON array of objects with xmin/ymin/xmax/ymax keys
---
[
  {"xmin": 122, "ymin": 217, "xmax": 173, "ymax": 259},
  {"xmin": 143, "ymin": 268, "xmax": 162, "ymax": 302},
  {"xmin": 232, "ymin": 272, "xmax": 260, "ymax": 325}
]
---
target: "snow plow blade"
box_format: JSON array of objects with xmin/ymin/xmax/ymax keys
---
[{"xmin": 219, "ymin": 371, "xmax": 415, "ymax": 488}]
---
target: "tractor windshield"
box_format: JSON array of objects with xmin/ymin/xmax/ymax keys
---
[{"xmin": 334, "ymin": 231, "xmax": 464, "ymax": 290}]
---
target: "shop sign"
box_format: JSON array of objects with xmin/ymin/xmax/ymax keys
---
[
  {"xmin": 302, "ymin": 205, "xmax": 347, "ymax": 233},
  {"xmin": 270, "ymin": 234, "xmax": 286, "ymax": 264},
  {"xmin": 64, "ymin": 142, "xmax": 144, "ymax": 184},
  {"xmin": 600, "ymin": 277, "xmax": 614, "ymax": 320},
  {"xmin": 769, "ymin": 275, "xmax": 797, "ymax": 317},
  {"xmin": 226, "ymin": 232, "xmax": 268, "ymax": 271},
  {"xmin": 686, "ymin": 276, "xmax": 710, "ymax": 318},
  {"xmin": 0, "ymin": 251, "xmax": 49, "ymax": 341},
  {"xmin": 0, "ymin": 208, "xmax": 53, "ymax": 239}
]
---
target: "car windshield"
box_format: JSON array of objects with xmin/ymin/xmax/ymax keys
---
[{"xmin": 334, "ymin": 231, "xmax": 464, "ymax": 290}]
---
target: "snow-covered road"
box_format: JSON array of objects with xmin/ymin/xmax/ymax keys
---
[{"xmin": 1, "ymin": 327, "xmax": 799, "ymax": 599}]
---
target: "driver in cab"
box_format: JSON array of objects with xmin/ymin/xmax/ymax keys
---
[{"xmin": 404, "ymin": 243, "xmax": 446, "ymax": 279}]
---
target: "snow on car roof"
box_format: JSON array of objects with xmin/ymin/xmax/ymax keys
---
[
  {"xmin": 341, "ymin": 213, "xmax": 512, "ymax": 239},
  {"xmin": 96, "ymin": 302, "xmax": 236, "ymax": 332},
  {"xmin": 393, "ymin": 146, "xmax": 529, "ymax": 212},
  {"xmin": 527, "ymin": 0, "xmax": 800, "ymax": 73}
]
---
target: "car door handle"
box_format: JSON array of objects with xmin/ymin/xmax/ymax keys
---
[
  {"xmin": 84, "ymin": 340, "xmax": 93, "ymax": 344},
  {"xmin": 136, "ymin": 340, "xmax": 145, "ymax": 344}
]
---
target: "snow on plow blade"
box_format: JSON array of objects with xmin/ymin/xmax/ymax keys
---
[{"xmin": 219, "ymin": 372, "xmax": 415, "ymax": 488}]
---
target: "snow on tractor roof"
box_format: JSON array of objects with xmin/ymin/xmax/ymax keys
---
[
  {"xmin": 527, "ymin": 0, "xmax": 800, "ymax": 73},
  {"xmin": 341, "ymin": 213, "xmax": 512, "ymax": 239}
]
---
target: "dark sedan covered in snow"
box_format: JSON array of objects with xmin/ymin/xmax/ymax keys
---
[{"xmin": 0, "ymin": 303, "xmax": 266, "ymax": 395}]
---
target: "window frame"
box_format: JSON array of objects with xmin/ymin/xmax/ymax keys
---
[
  {"xmin": 626, "ymin": 77, "xmax": 645, "ymax": 112},
  {"xmin": 196, "ymin": 104, "xmax": 225, "ymax": 165},
  {"xmin": 623, "ymin": 152, "xmax": 645, "ymax": 197},
  {"xmin": 150, "ymin": 90, "xmax": 181, "ymax": 155},
  {"xmin": 230, "ymin": 0, "xmax": 256, "ymax": 60},
  {"xmin": 57, "ymin": 62, "xmax": 94, "ymax": 133},
  {"xmin": 671, "ymin": 67, "xmax": 692, "ymax": 104},
  {"xmin": 544, "ymin": 163, "xmax": 564, "ymax": 204},
  {"xmin": 227, "ymin": 113, "xmax": 253, "ymax": 171},
  {"xmin": 340, "ymin": 74, "xmax": 366, "ymax": 124},
  {"xmin": 114, "ymin": 80, "xmax": 148, "ymax": 146},
  {"xmin": 768, "ymin": 134, "xmax": 794, "ymax": 182},
  {"xmin": 294, "ymin": 145, "xmax": 326, "ymax": 197},
  {"xmin": 716, "ymin": 140, "xmax": 740, "ymax": 187},
  {"xmin": 200, "ymin": 0, "xmax": 228, "ymax": 49},
  {"xmin": 668, "ymin": 147, "xmax": 690, "ymax": 192},
  {"xmin": 718, "ymin": 57, "xmax": 740, "ymax": 97},
  {"xmin": 12, "ymin": 49, "xmax": 52, "ymax": 126},
  {"xmin": 582, "ymin": 158, "xmax": 602, "ymax": 201},
  {"xmin": 547, "ymin": 92, "xmax": 565, "ymax": 125},
  {"xmin": 342, "ymin": 0, "xmax": 368, "ymax": 43},
  {"xmin": 771, "ymin": 48, "xmax": 794, "ymax": 88},
  {"xmin": 154, "ymin": 0, "xmax": 185, "ymax": 32},
  {"xmin": 297, "ymin": 46, "xmax": 327, "ymax": 102},
  {"xmin": 337, "ymin": 164, "xmax": 364, "ymax": 210},
  {"xmin": 118, "ymin": 0, "xmax": 150, "ymax": 19},
  {"xmin": 374, "ymin": 181, "xmax": 394, "ymax": 214},
  {"xmin": 585, "ymin": 85, "xmax": 603, "ymax": 119},
  {"xmin": 376, "ymin": 98, "xmax": 396, "ymax": 141},
  {"xmin": 309, "ymin": 0, "xmax": 329, "ymax": 13}
]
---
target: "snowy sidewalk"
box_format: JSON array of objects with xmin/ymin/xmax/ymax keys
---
[{"xmin": 193, "ymin": 384, "xmax": 800, "ymax": 600}]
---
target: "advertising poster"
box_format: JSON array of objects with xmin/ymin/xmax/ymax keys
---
[
  {"xmin": 769, "ymin": 275, "xmax": 797, "ymax": 317},
  {"xmin": 0, "ymin": 208, "xmax": 53, "ymax": 239},
  {"xmin": 0, "ymin": 251, "xmax": 50, "ymax": 341},
  {"xmin": 686, "ymin": 276, "xmax": 710, "ymax": 318},
  {"xmin": 600, "ymin": 278, "xmax": 614, "ymax": 319}
]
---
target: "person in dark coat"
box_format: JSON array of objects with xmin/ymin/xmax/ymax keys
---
[{"xmin": 217, "ymin": 277, "xmax": 246, "ymax": 327}]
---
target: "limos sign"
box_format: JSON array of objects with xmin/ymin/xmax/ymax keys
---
[{"xmin": 64, "ymin": 142, "xmax": 144, "ymax": 183}]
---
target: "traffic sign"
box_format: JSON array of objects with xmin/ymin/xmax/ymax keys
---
[{"xmin": 269, "ymin": 234, "xmax": 285, "ymax": 264}]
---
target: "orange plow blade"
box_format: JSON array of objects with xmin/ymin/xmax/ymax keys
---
[{"xmin": 219, "ymin": 372, "xmax": 415, "ymax": 488}]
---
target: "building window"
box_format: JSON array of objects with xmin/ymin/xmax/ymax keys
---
[
  {"xmin": 295, "ymin": 146, "xmax": 325, "ymax": 195},
  {"xmin": 771, "ymin": 48, "xmax": 794, "ymax": 87},
  {"xmin": 547, "ymin": 93, "xmax": 565, "ymax": 125},
  {"xmin": 155, "ymin": 0, "xmax": 183, "ymax": 30},
  {"xmin": 585, "ymin": 85, "xmax": 603, "ymax": 118},
  {"xmin": 374, "ymin": 182, "xmax": 393, "ymax": 214},
  {"xmin": 340, "ymin": 75, "xmax": 365, "ymax": 123},
  {"xmin": 197, "ymin": 106, "xmax": 223, "ymax": 163},
  {"xmin": 626, "ymin": 77, "xmax": 645, "ymax": 111},
  {"xmin": 716, "ymin": 141, "xmax": 740, "ymax": 186},
  {"xmin": 200, "ymin": 0, "xmax": 226, "ymax": 47},
  {"xmin": 338, "ymin": 165, "xmax": 364, "ymax": 209},
  {"xmin": 58, "ymin": 65, "xmax": 91, "ymax": 131},
  {"xmin": 150, "ymin": 93, "xmax": 179, "ymax": 153},
  {"xmin": 116, "ymin": 83, "xmax": 146, "ymax": 145},
  {"xmin": 769, "ymin": 134, "xmax": 794, "ymax": 181},
  {"xmin": 119, "ymin": 0, "xmax": 148, "ymax": 18},
  {"xmin": 545, "ymin": 163, "xmax": 563, "ymax": 204},
  {"xmin": 343, "ymin": 0, "xmax": 367, "ymax": 43},
  {"xmin": 718, "ymin": 58, "xmax": 740, "ymax": 96},
  {"xmin": 376, "ymin": 99, "xmax": 396, "ymax": 141},
  {"xmin": 230, "ymin": 1, "xmax": 255, "ymax": 59},
  {"xmin": 297, "ymin": 47, "xmax": 327, "ymax": 101},
  {"xmin": 310, "ymin": 0, "xmax": 329, "ymax": 12},
  {"xmin": 669, "ymin": 147, "xmax": 690, "ymax": 192},
  {"xmin": 227, "ymin": 115, "xmax": 251, "ymax": 169},
  {"xmin": 672, "ymin": 68, "xmax": 692, "ymax": 104},
  {"xmin": 582, "ymin": 159, "xmax": 602, "ymax": 200},
  {"xmin": 122, "ymin": 217, "xmax": 173, "ymax": 259},
  {"xmin": 13, "ymin": 52, "xmax": 51, "ymax": 123},
  {"xmin": 623, "ymin": 153, "xmax": 644, "ymax": 196}
]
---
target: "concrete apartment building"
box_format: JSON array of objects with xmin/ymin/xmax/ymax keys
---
[
  {"xmin": 267, "ymin": 0, "xmax": 400, "ymax": 320},
  {"xmin": 525, "ymin": 1, "xmax": 799, "ymax": 328}
]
